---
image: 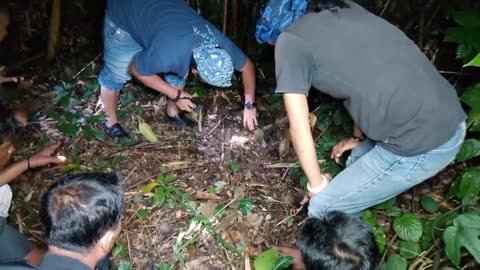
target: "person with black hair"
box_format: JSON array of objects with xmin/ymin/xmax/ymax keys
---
[
  {"xmin": 0, "ymin": 172, "xmax": 123, "ymax": 270},
  {"xmin": 256, "ymin": 0, "xmax": 466, "ymax": 216},
  {"xmin": 279, "ymin": 211, "xmax": 380, "ymax": 270}
]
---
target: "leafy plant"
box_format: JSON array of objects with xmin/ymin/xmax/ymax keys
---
[
  {"xmin": 393, "ymin": 213, "xmax": 423, "ymax": 243},
  {"xmin": 118, "ymin": 261, "xmax": 133, "ymax": 270},
  {"xmin": 112, "ymin": 243, "xmax": 129, "ymax": 258},
  {"xmin": 239, "ymin": 197, "xmax": 253, "ymax": 215},
  {"xmin": 142, "ymin": 173, "xmax": 191, "ymax": 209},
  {"xmin": 253, "ymin": 248, "xmax": 293, "ymax": 270},
  {"xmin": 443, "ymin": 213, "xmax": 480, "ymax": 266}
]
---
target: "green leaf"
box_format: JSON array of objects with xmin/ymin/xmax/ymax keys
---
[
  {"xmin": 164, "ymin": 174, "xmax": 176, "ymax": 184},
  {"xmin": 399, "ymin": 241, "xmax": 422, "ymax": 259},
  {"xmin": 373, "ymin": 227, "xmax": 386, "ymax": 253},
  {"xmin": 421, "ymin": 220, "xmax": 435, "ymax": 251},
  {"xmin": 92, "ymin": 127, "xmax": 106, "ymax": 141},
  {"xmin": 214, "ymin": 204, "xmax": 225, "ymax": 219},
  {"xmin": 394, "ymin": 213, "xmax": 423, "ymax": 243},
  {"xmin": 464, "ymin": 52, "xmax": 480, "ymax": 67},
  {"xmin": 383, "ymin": 254, "xmax": 407, "ymax": 270},
  {"xmin": 461, "ymin": 83, "xmax": 480, "ymax": 108},
  {"xmin": 457, "ymin": 167, "xmax": 480, "ymax": 204},
  {"xmin": 374, "ymin": 197, "xmax": 396, "ymax": 210},
  {"xmin": 136, "ymin": 208, "xmax": 148, "ymax": 220},
  {"xmin": 362, "ymin": 210, "xmax": 377, "ymax": 228},
  {"xmin": 254, "ymin": 248, "xmax": 279, "ymax": 270},
  {"xmin": 112, "ymin": 243, "xmax": 128, "ymax": 258},
  {"xmin": 452, "ymin": 10, "xmax": 480, "ymax": 28},
  {"xmin": 229, "ymin": 162, "xmax": 239, "ymax": 173},
  {"xmin": 456, "ymin": 139, "xmax": 480, "ymax": 161},
  {"xmin": 420, "ymin": 195, "xmax": 439, "ymax": 213},
  {"xmin": 466, "ymin": 107, "xmax": 480, "ymax": 130},
  {"xmin": 138, "ymin": 122, "xmax": 158, "ymax": 142},
  {"xmin": 385, "ymin": 206, "xmax": 402, "ymax": 217},
  {"xmin": 118, "ymin": 261, "xmax": 133, "ymax": 270},
  {"xmin": 167, "ymin": 198, "xmax": 176, "ymax": 208},
  {"xmin": 239, "ymin": 198, "xmax": 253, "ymax": 215},
  {"xmin": 85, "ymin": 80, "xmax": 100, "ymax": 90},
  {"xmin": 443, "ymin": 213, "xmax": 480, "ymax": 266},
  {"xmin": 58, "ymin": 121, "xmax": 80, "ymax": 136},
  {"xmin": 154, "ymin": 189, "xmax": 166, "ymax": 207},
  {"xmin": 273, "ymin": 256, "xmax": 293, "ymax": 270},
  {"xmin": 142, "ymin": 183, "xmax": 160, "ymax": 194}
]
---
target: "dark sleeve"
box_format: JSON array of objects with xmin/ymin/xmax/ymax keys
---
[
  {"xmin": 274, "ymin": 32, "xmax": 313, "ymax": 95},
  {"xmin": 216, "ymin": 32, "xmax": 247, "ymax": 70}
]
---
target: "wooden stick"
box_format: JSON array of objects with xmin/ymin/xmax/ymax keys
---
[
  {"xmin": 264, "ymin": 160, "xmax": 324, "ymax": 169},
  {"xmin": 72, "ymin": 53, "xmax": 102, "ymax": 80},
  {"xmin": 47, "ymin": 0, "xmax": 62, "ymax": 61}
]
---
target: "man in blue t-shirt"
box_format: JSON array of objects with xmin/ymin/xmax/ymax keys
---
[{"xmin": 98, "ymin": 0, "xmax": 258, "ymax": 139}]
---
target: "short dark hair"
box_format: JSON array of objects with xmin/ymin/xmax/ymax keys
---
[
  {"xmin": 41, "ymin": 172, "xmax": 124, "ymax": 254},
  {"xmin": 297, "ymin": 211, "xmax": 380, "ymax": 270},
  {"xmin": 307, "ymin": 0, "xmax": 350, "ymax": 13}
]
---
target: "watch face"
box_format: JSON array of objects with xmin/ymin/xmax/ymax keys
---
[{"xmin": 245, "ymin": 102, "xmax": 253, "ymax": 109}]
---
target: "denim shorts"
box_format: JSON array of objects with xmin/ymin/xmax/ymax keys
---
[{"xmin": 98, "ymin": 16, "xmax": 186, "ymax": 91}]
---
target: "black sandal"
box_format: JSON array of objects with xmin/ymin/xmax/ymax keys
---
[
  {"xmin": 101, "ymin": 123, "xmax": 130, "ymax": 139},
  {"xmin": 167, "ymin": 113, "xmax": 196, "ymax": 128}
]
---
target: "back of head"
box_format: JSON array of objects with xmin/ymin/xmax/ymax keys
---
[
  {"xmin": 40, "ymin": 172, "xmax": 124, "ymax": 254},
  {"xmin": 297, "ymin": 211, "xmax": 380, "ymax": 270},
  {"xmin": 307, "ymin": 0, "xmax": 350, "ymax": 13}
]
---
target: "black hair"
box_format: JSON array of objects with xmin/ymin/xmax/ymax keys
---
[
  {"xmin": 41, "ymin": 172, "xmax": 124, "ymax": 254},
  {"xmin": 297, "ymin": 211, "xmax": 380, "ymax": 270},
  {"xmin": 307, "ymin": 0, "xmax": 350, "ymax": 13}
]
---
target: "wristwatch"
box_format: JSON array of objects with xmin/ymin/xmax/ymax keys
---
[{"xmin": 244, "ymin": 101, "xmax": 256, "ymax": 110}]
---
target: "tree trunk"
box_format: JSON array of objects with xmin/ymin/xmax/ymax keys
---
[{"xmin": 47, "ymin": 0, "xmax": 61, "ymax": 61}]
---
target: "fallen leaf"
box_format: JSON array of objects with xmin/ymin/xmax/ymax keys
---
[
  {"xmin": 194, "ymin": 191, "xmax": 222, "ymax": 201},
  {"xmin": 245, "ymin": 213, "xmax": 264, "ymax": 228},
  {"xmin": 138, "ymin": 122, "xmax": 158, "ymax": 142}
]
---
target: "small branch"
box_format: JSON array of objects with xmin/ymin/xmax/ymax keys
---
[
  {"xmin": 379, "ymin": 233, "xmax": 399, "ymax": 266},
  {"xmin": 72, "ymin": 53, "xmax": 102, "ymax": 80},
  {"xmin": 274, "ymin": 204, "xmax": 304, "ymax": 228}
]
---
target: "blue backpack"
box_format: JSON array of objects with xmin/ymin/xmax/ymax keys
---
[{"xmin": 255, "ymin": 0, "xmax": 308, "ymax": 44}]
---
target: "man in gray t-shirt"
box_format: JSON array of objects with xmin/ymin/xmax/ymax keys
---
[
  {"xmin": 257, "ymin": 0, "xmax": 466, "ymax": 216},
  {"xmin": 257, "ymin": 0, "xmax": 466, "ymax": 267}
]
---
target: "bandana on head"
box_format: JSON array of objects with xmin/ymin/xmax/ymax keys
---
[
  {"xmin": 192, "ymin": 25, "xmax": 234, "ymax": 88},
  {"xmin": 255, "ymin": 0, "xmax": 308, "ymax": 44}
]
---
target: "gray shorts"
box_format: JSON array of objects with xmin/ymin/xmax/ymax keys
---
[{"xmin": 0, "ymin": 217, "xmax": 34, "ymax": 261}]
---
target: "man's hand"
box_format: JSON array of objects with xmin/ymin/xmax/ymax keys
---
[
  {"xmin": 330, "ymin": 137, "xmax": 361, "ymax": 164},
  {"xmin": 243, "ymin": 107, "xmax": 258, "ymax": 131},
  {"xmin": 29, "ymin": 145, "xmax": 67, "ymax": 168},
  {"xmin": 174, "ymin": 91, "xmax": 197, "ymax": 112},
  {"xmin": 300, "ymin": 173, "xmax": 332, "ymax": 205}
]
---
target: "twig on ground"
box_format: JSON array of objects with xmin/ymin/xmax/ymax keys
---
[
  {"xmin": 208, "ymin": 116, "xmax": 226, "ymax": 135},
  {"xmin": 274, "ymin": 204, "xmax": 304, "ymax": 228},
  {"xmin": 264, "ymin": 160, "xmax": 324, "ymax": 169},
  {"xmin": 123, "ymin": 165, "xmax": 138, "ymax": 185},
  {"xmin": 72, "ymin": 53, "xmax": 102, "ymax": 80},
  {"xmin": 244, "ymin": 251, "xmax": 252, "ymax": 270},
  {"xmin": 125, "ymin": 229, "xmax": 133, "ymax": 263},
  {"xmin": 379, "ymin": 233, "xmax": 399, "ymax": 266}
]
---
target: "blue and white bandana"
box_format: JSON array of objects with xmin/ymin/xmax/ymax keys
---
[
  {"xmin": 192, "ymin": 25, "xmax": 234, "ymax": 88},
  {"xmin": 255, "ymin": 0, "xmax": 308, "ymax": 44}
]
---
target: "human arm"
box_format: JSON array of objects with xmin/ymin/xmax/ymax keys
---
[
  {"xmin": 330, "ymin": 122, "xmax": 365, "ymax": 163},
  {"xmin": 238, "ymin": 58, "xmax": 258, "ymax": 130},
  {"xmin": 284, "ymin": 93, "xmax": 329, "ymax": 194},
  {"xmin": 0, "ymin": 145, "xmax": 66, "ymax": 186},
  {"xmin": 129, "ymin": 63, "xmax": 196, "ymax": 112}
]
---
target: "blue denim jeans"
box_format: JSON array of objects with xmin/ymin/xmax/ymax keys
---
[
  {"xmin": 98, "ymin": 16, "xmax": 186, "ymax": 91},
  {"xmin": 308, "ymin": 122, "xmax": 466, "ymax": 217}
]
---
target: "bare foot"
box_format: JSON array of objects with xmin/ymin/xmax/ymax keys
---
[{"xmin": 278, "ymin": 246, "xmax": 306, "ymax": 270}]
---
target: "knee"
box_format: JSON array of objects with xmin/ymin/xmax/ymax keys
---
[{"xmin": 0, "ymin": 185, "xmax": 13, "ymax": 217}]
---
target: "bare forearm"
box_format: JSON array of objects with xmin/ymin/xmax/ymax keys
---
[
  {"xmin": 353, "ymin": 122, "xmax": 364, "ymax": 138},
  {"xmin": 284, "ymin": 94, "xmax": 324, "ymax": 188},
  {"xmin": 129, "ymin": 63, "xmax": 178, "ymax": 99},
  {"xmin": 240, "ymin": 58, "xmax": 256, "ymax": 102},
  {"xmin": 0, "ymin": 160, "xmax": 28, "ymax": 186}
]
